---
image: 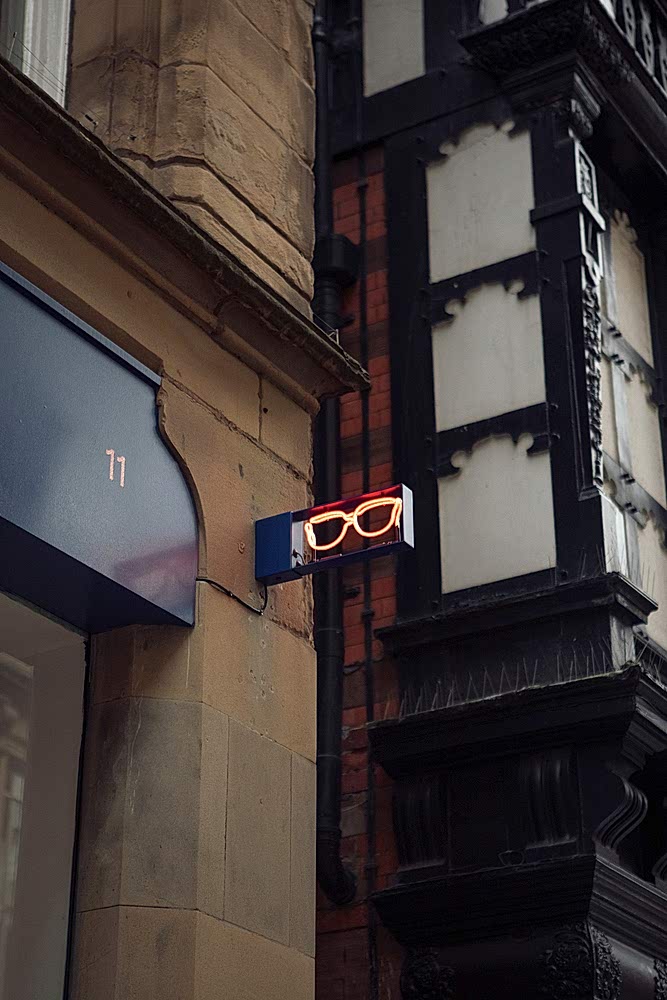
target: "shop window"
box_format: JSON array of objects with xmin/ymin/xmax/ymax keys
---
[
  {"xmin": 0, "ymin": 591, "xmax": 85, "ymax": 1000},
  {"xmin": 0, "ymin": 0, "xmax": 71, "ymax": 104}
]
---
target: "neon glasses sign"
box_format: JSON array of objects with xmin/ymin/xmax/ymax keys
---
[
  {"xmin": 255, "ymin": 484, "xmax": 414, "ymax": 586},
  {"xmin": 304, "ymin": 495, "xmax": 404, "ymax": 552}
]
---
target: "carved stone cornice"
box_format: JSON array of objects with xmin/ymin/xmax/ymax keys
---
[{"xmin": 460, "ymin": 0, "xmax": 633, "ymax": 88}]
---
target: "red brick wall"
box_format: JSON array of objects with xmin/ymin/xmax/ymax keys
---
[{"xmin": 316, "ymin": 149, "xmax": 403, "ymax": 1000}]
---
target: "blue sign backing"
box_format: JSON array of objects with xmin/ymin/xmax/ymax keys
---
[{"xmin": 0, "ymin": 262, "xmax": 198, "ymax": 630}]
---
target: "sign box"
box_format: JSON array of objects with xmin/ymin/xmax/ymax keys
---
[
  {"xmin": 255, "ymin": 483, "xmax": 413, "ymax": 586},
  {"xmin": 0, "ymin": 263, "xmax": 198, "ymax": 630}
]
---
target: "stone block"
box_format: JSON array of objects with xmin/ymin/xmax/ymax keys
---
[
  {"xmin": 75, "ymin": 699, "xmax": 130, "ymax": 912},
  {"xmin": 153, "ymin": 64, "xmax": 314, "ymax": 257},
  {"xmin": 69, "ymin": 906, "xmax": 120, "ymax": 1000},
  {"xmin": 103, "ymin": 54, "xmax": 160, "ymax": 152},
  {"xmin": 116, "ymin": 906, "xmax": 197, "ymax": 1000},
  {"xmin": 91, "ymin": 623, "xmax": 201, "ymax": 705},
  {"xmin": 264, "ymin": 575, "xmax": 314, "ymax": 648},
  {"xmin": 195, "ymin": 911, "xmax": 315, "ymax": 1000},
  {"xmin": 120, "ymin": 698, "xmax": 204, "ymax": 909},
  {"xmin": 261, "ymin": 376, "xmax": 313, "ymax": 476},
  {"xmin": 158, "ymin": 0, "xmax": 209, "ymax": 64},
  {"xmin": 68, "ymin": 57, "xmax": 114, "ymax": 136},
  {"xmin": 231, "ymin": 0, "xmax": 315, "ymax": 85},
  {"xmin": 75, "ymin": 696, "xmax": 228, "ymax": 917},
  {"xmin": 114, "ymin": 0, "xmax": 162, "ymax": 63},
  {"xmin": 155, "ymin": 162, "xmax": 313, "ymax": 309},
  {"xmin": 196, "ymin": 582, "xmax": 316, "ymax": 760},
  {"xmin": 225, "ymin": 720, "xmax": 291, "ymax": 943},
  {"xmin": 197, "ymin": 704, "xmax": 229, "ymax": 919},
  {"xmin": 129, "ymin": 623, "xmax": 203, "ymax": 703},
  {"xmin": 91, "ymin": 626, "xmax": 136, "ymax": 703},
  {"xmin": 70, "ymin": 0, "xmax": 116, "ymax": 66},
  {"xmin": 207, "ymin": 0, "xmax": 314, "ymax": 162},
  {"xmin": 290, "ymin": 753, "xmax": 316, "ymax": 957}
]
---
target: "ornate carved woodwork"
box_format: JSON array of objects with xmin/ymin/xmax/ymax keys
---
[
  {"xmin": 460, "ymin": 0, "xmax": 633, "ymax": 87},
  {"xmin": 436, "ymin": 403, "xmax": 553, "ymax": 478},
  {"xmin": 400, "ymin": 949, "xmax": 455, "ymax": 1000},
  {"xmin": 594, "ymin": 776, "xmax": 649, "ymax": 855},
  {"xmin": 540, "ymin": 924, "xmax": 622, "ymax": 1000},
  {"xmin": 655, "ymin": 958, "xmax": 667, "ymax": 999},
  {"xmin": 429, "ymin": 250, "xmax": 541, "ymax": 324}
]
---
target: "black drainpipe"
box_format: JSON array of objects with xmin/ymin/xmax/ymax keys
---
[{"xmin": 312, "ymin": 0, "xmax": 357, "ymax": 906}]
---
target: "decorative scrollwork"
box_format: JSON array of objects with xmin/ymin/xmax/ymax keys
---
[
  {"xmin": 655, "ymin": 959, "xmax": 667, "ymax": 1000},
  {"xmin": 460, "ymin": 1, "xmax": 633, "ymax": 88},
  {"xmin": 554, "ymin": 96, "xmax": 597, "ymax": 139},
  {"xmin": 540, "ymin": 923, "xmax": 621, "ymax": 1000},
  {"xmin": 591, "ymin": 927, "xmax": 622, "ymax": 1000},
  {"xmin": 401, "ymin": 948, "xmax": 455, "ymax": 1000},
  {"xmin": 595, "ymin": 777, "xmax": 648, "ymax": 852},
  {"xmin": 582, "ymin": 259, "xmax": 604, "ymax": 490}
]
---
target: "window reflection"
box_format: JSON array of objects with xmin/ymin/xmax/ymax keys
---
[
  {"xmin": 0, "ymin": 654, "xmax": 30, "ymax": 992},
  {"xmin": 0, "ymin": 593, "xmax": 85, "ymax": 1000}
]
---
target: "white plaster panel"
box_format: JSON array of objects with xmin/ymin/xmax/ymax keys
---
[
  {"xmin": 479, "ymin": 0, "xmax": 508, "ymax": 24},
  {"xmin": 432, "ymin": 283, "xmax": 545, "ymax": 431},
  {"xmin": 637, "ymin": 515, "xmax": 667, "ymax": 650},
  {"xmin": 602, "ymin": 491, "xmax": 628, "ymax": 576},
  {"xmin": 625, "ymin": 372, "xmax": 666, "ymax": 507},
  {"xmin": 597, "ymin": 0, "xmax": 616, "ymax": 15},
  {"xmin": 610, "ymin": 211, "xmax": 653, "ymax": 364},
  {"xmin": 438, "ymin": 434, "xmax": 556, "ymax": 593},
  {"xmin": 601, "ymin": 355, "xmax": 619, "ymax": 463},
  {"xmin": 427, "ymin": 122, "xmax": 536, "ymax": 283},
  {"xmin": 363, "ymin": 0, "xmax": 424, "ymax": 97}
]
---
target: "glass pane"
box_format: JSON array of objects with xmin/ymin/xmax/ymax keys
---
[
  {"xmin": 0, "ymin": 0, "xmax": 71, "ymax": 104},
  {"xmin": 0, "ymin": 0, "xmax": 27, "ymax": 72},
  {"xmin": 0, "ymin": 591, "xmax": 85, "ymax": 1000}
]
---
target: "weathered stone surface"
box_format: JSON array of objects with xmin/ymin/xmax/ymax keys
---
[
  {"xmin": 196, "ymin": 911, "xmax": 315, "ymax": 1000},
  {"xmin": 159, "ymin": 379, "xmax": 309, "ymax": 619},
  {"xmin": 68, "ymin": 0, "xmax": 316, "ymax": 309},
  {"xmin": 7, "ymin": 5, "xmax": 323, "ymax": 994},
  {"xmin": 261, "ymin": 376, "xmax": 313, "ymax": 476},
  {"xmin": 290, "ymin": 753, "xmax": 317, "ymax": 957},
  {"xmin": 207, "ymin": 0, "xmax": 314, "ymax": 162},
  {"xmin": 154, "ymin": 162, "xmax": 313, "ymax": 307},
  {"xmin": 152, "ymin": 64, "xmax": 313, "ymax": 256},
  {"xmin": 71, "ymin": 906, "xmax": 314, "ymax": 1000},
  {"xmin": 69, "ymin": 906, "xmax": 120, "ymax": 1000},
  {"xmin": 225, "ymin": 720, "xmax": 291, "ymax": 943},
  {"xmin": 75, "ymin": 698, "xmax": 228, "ymax": 916},
  {"xmin": 196, "ymin": 582, "xmax": 316, "ymax": 760},
  {"xmin": 227, "ymin": 0, "xmax": 315, "ymax": 84},
  {"xmin": 91, "ymin": 624, "xmax": 201, "ymax": 705}
]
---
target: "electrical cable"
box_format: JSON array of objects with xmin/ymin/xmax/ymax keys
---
[{"xmin": 196, "ymin": 577, "xmax": 268, "ymax": 615}]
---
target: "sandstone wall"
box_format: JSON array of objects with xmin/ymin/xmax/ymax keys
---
[{"xmin": 68, "ymin": 0, "xmax": 316, "ymax": 314}]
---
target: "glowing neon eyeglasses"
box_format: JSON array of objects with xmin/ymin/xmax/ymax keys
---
[{"xmin": 304, "ymin": 496, "xmax": 403, "ymax": 553}]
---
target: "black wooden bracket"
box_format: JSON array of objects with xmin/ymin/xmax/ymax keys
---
[
  {"xmin": 437, "ymin": 402, "xmax": 554, "ymax": 477},
  {"xmin": 602, "ymin": 319, "xmax": 660, "ymax": 405},
  {"xmin": 430, "ymin": 251, "xmax": 542, "ymax": 323},
  {"xmin": 604, "ymin": 452, "xmax": 667, "ymax": 534}
]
